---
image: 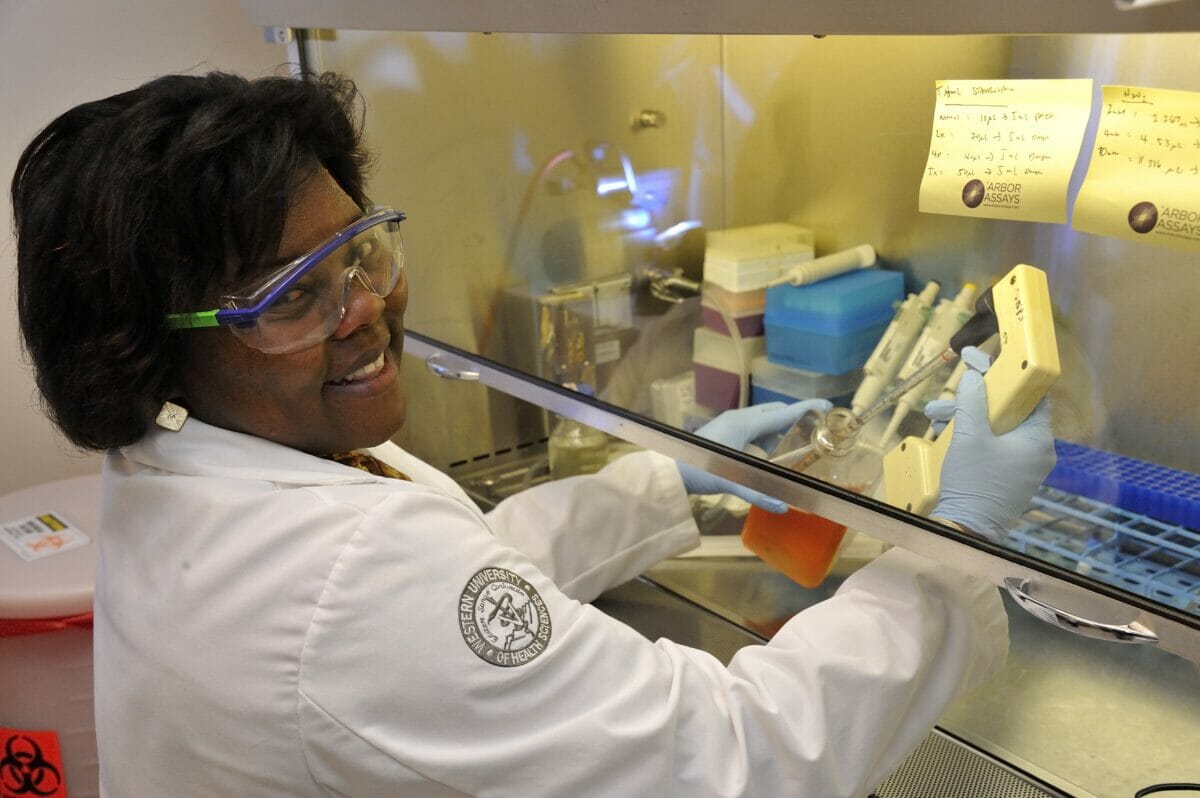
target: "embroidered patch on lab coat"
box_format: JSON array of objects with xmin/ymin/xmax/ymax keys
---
[{"xmin": 458, "ymin": 567, "xmax": 552, "ymax": 667}]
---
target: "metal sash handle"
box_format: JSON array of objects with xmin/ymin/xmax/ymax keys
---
[
  {"xmin": 425, "ymin": 353, "xmax": 480, "ymax": 381},
  {"xmin": 1003, "ymin": 577, "xmax": 1159, "ymax": 645},
  {"xmin": 647, "ymin": 269, "xmax": 701, "ymax": 304}
]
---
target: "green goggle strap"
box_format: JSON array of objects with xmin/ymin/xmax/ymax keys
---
[{"xmin": 165, "ymin": 310, "xmax": 222, "ymax": 330}]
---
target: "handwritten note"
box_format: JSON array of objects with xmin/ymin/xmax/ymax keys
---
[
  {"xmin": 919, "ymin": 79, "xmax": 1094, "ymax": 223},
  {"xmin": 1074, "ymin": 85, "xmax": 1200, "ymax": 253}
]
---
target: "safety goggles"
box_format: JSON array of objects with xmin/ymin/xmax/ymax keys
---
[{"xmin": 166, "ymin": 208, "xmax": 406, "ymax": 354}]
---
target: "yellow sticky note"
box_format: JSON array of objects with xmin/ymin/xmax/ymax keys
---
[
  {"xmin": 1074, "ymin": 85, "xmax": 1200, "ymax": 253},
  {"xmin": 919, "ymin": 79, "xmax": 1094, "ymax": 223}
]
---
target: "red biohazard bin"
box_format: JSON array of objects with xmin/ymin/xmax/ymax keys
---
[{"xmin": 0, "ymin": 474, "xmax": 102, "ymax": 798}]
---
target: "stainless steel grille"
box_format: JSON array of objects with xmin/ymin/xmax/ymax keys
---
[{"xmin": 872, "ymin": 730, "xmax": 1073, "ymax": 798}]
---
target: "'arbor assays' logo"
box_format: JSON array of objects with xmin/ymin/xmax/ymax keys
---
[
  {"xmin": 1128, "ymin": 201, "xmax": 1158, "ymax": 234},
  {"xmin": 961, "ymin": 179, "xmax": 985, "ymax": 208},
  {"xmin": 961, "ymin": 179, "xmax": 1021, "ymax": 209},
  {"xmin": 1129, "ymin": 201, "xmax": 1200, "ymax": 240}
]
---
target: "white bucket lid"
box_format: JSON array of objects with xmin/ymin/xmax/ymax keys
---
[{"xmin": 0, "ymin": 473, "xmax": 102, "ymax": 619}]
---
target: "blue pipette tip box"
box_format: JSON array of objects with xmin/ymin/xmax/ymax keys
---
[
  {"xmin": 1045, "ymin": 440, "xmax": 1200, "ymax": 530},
  {"xmin": 763, "ymin": 269, "xmax": 903, "ymax": 374}
]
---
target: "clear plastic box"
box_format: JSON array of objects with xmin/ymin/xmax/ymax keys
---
[
  {"xmin": 750, "ymin": 356, "xmax": 862, "ymax": 405},
  {"xmin": 702, "ymin": 223, "xmax": 815, "ymax": 292}
]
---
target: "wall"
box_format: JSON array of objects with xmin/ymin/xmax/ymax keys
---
[{"xmin": 0, "ymin": 0, "xmax": 287, "ymax": 493}]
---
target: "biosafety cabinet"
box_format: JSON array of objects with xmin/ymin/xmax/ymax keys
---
[{"xmin": 244, "ymin": 2, "xmax": 1199, "ymax": 795}]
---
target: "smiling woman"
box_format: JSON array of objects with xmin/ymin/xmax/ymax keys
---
[
  {"xmin": 10, "ymin": 69, "xmax": 1054, "ymax": 798},
  {"xmin": 13, "ymin": 72, "xmax": 374, "ymax": 451},
  {"xmin": 172, "ymin": 168, "xmax": 410, "ymax": 455}
]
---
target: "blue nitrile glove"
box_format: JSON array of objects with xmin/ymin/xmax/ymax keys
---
[
  {"xmin": 925, "ymin": 346, "xmax": 1056, "ymax": 543},
  {"xmin": 678, "ymin": 399, "xmax": 834, "ymax": 513}
]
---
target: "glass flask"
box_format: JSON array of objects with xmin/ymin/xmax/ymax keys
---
[
  {"xmin": 548, "ymin": 415, "xmax": 610, "ymax": 478},
  {"xmin": 740, "ymin": 407, "xmax": 885, "ymax": 588}
]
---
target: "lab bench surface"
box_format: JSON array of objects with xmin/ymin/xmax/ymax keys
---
[{"xmin": 595, "ymin": 555, "xmax": 1200, "ymax": 798}]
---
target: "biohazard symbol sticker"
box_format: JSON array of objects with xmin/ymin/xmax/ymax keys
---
[
  {"xmin": 458, "ymin": 567, "xmax": 551, "ymax": 667},
  {"xmin": 0, "ymin": 729, "xmax": 66, "ymax": 798}
]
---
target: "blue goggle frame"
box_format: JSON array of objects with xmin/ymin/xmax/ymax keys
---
[{"xmin": 166, "ymin": 207, "xmax": 407, "ymax": 331}]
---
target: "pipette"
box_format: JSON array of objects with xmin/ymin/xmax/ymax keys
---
[
  {"xmin": 921, "ymin": 358, "xmax": 968, "ymax": 441},
  {"xmin": 771, "ymin": 344, "xmax": 960, "ymax": 472},
  {"xmin": 766, "ymin": 244, "xmax": 876, "ymax": 288},
  {"xmin": 851, "ymin": 280, "xmax": 941, "ymax": 415},
  {"xmin": 767, "ymin": 269, "xmax": 1033, "ymax": 474},
  {"xmin": 878, "ymin": 283, "xmax": 977, "ymax": 445},
  {"xmin": 884, "ymin": 264, "xmax": 1060, "ymax": 515},
  {"xmin": 919, "ymin": 335, "xmax": 998, "ymax": 440}
]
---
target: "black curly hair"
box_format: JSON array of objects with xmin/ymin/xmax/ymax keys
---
[{"xmin": 12, "ymin": 71, "xmax": 373, "ymax": 450}]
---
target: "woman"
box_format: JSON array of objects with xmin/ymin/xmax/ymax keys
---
[{"xmin": 13, "ymin": 71, "xmax": 1054, "ymax": 797}]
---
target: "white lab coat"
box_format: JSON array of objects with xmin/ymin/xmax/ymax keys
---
[{"xmin": 94, "ymin": 418, "xmax": 1007, "ymax": 798}]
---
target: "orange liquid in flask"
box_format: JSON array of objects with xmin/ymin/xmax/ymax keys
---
[
  {"xmin": 741, "ymin": 506, "xmax": 849, "ymax": 588},
  {"xmin": 745, "ymin": 408, "xmax": 879, "ymax": 588}
]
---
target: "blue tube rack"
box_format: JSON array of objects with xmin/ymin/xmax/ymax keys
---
[
  {"xmin": 1008, "ymin": 486, "xmax": 1200, "ymax": 615},
  {"xmin": 1045, "ymin": 440, "xmax": 1200, "ymax": 531}
]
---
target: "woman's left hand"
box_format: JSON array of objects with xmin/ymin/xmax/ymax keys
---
[{"xmin": 677, "ymin": 399, "xmax": 834, "ymax": 513}]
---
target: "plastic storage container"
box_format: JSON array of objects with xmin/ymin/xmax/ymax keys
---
[
  {"xmin": 764, "ymin": 269, "xmax": 904, "ymax": 374},
  {"xmin": 750, "ymin": 355, "xmax": 862, "ymax": 406},
  {"xmin": 702, "ymin": 223, "xmax": 815, "ymax": 292},
  {"xmin": 1045, "ymin": 440, "xmax": 1200, "ymax": 530},
  {"xmin": 1008, "ymin": 485, "xmax": 1200, "ymax": 613},
  {"xmin": 701, "ymin": 292, "xmax": 766, "ymax": 338},
  {"xmin": 650, "ymin": 371, "xmax": 696, "ymax": 428},
  {"xmin": 0, "ymin": 473, "xmax": 102, "ymax": 798},
  {"xmin": 692, "ymin": 327, "xmax": 765, "ymax": 410}
]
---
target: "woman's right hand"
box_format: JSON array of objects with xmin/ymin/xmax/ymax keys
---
[{"xmin": 927, "ymin": 347, "xmax": 1056, "ymax": 543}]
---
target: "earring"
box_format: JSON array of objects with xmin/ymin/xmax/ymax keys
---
[{"xmin": 155, "ymin": 401, "xmax": 189, "ymax": 432}]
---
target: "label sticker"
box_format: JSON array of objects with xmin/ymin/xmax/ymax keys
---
[
  {"xmin": 1074, "ymin": 84, "xmax": 1200, "ymax": 253},
  {"xmin": 458, "ymin": 567, "xmax": 552, "ymax": 667},
  {"xmin": 0, "ymin": 729, "xmax": 68, "ymax": 798},
  {"xmin": 0, "ymin": 513, "xmax": 90, "ymax": 562},
  {"xmin": 594, "ymin": 338, "xmax": 622, "ymax": 364},
  {"xmin": 919, "ymin": 78, "xmax": 1094, "ymax": 223}
]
